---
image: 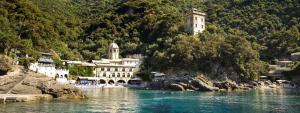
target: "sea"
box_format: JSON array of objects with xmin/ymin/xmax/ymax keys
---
[{"xmin": 1, "ymin": 88, "xmax": 300, "ymax": 113}]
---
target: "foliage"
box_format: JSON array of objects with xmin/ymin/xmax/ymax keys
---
[
  {"xmin": 68, "ymin": 65, "xmax": 94, "ymax": 78},
  {"xmin": 148, "ymin": 33, "xmax": 268, "ymax": 81},
  {"xmin": 283, "ymin": 62, "xmax": 300, "ymax": 80},
  {"xmin": 18, "ymin": 57, "xmax": 35, "ymax": 69},
  {"xmin": 1, "ymin": 0, "xmax": 299, "ymax": 81}
]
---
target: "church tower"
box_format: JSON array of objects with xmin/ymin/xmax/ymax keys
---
[
  {"xmin": 108, "ymin": 42, "xmax": 119, "ymax": 59},
  {"xmin": 185, "ymin": 8, "xmax": 206, "ymax": 35}
]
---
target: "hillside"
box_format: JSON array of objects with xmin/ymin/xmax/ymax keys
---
[{"xmin": 0, "ymin": 0, "xmax": 300, "ymax": 81}]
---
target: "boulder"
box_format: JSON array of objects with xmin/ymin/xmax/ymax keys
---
[
  {"xmin": 38, "ymin": 81, "xmax": 85, "ymax": 99},
  {"xmin": 0, "ymin": 68, "xmax": 86, "ymax": 99},
  {"xmin": 178, "ymin": 82, "xmax": 189, "ymax": 89},
  {"xmin": 10, "ymin": 85, "xmax": 42, "ymax": 94},
  {"xmin": 169, "ymin": 83, "xmax": 185, "ymax": 91},
  {"xmin": 213, "ymin": 81, "xmax": 238, "ymax": 90},
  {"xmin": 191, "ymin": 79, "xmax": 219, "ymax": 91}
]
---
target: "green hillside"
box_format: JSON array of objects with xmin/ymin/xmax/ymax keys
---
[{"xmin": 0, "ymin": 0, "xmax": 299, "ymax": 81}]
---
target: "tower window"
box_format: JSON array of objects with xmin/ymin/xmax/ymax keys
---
[
  {"xmin": 202, "ymin": 25, "xmax": 204, "ymax": 29},
  {"xmin": 115, "ymin": 68, "xmax": 118, "ymax": 71},
  {"xmin": 103, "ymin": 73, "xmax": 106, "ymax": 77},
  {"xmin": 101, "ymin": 68, "xmax": 105, "ymax": 71},
  {"xmin": 201, "ymin": 18, "xmax": 204, "ymax": 22},
  {"xmin": 112, "ymin": 73, "xmax": 115, "ymax": 77},
  {"xmin": 195, "ymin": 24, "xmax": 197, "ymax": 27},
  {"xmin": 117, "ymin": 73, "xmax": 120, "ymax": 77}
]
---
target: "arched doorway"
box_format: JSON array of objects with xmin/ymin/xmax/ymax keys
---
[
  {"xmin": 99, "ymin": 79, "xmax": 106, "ymax": 84},
  {"xmin": 117, "ymin": 80, "xmax": 126, "ymax": 83},
  {"xmin": 108, "ymin": 80, "xmax": 115, "ymax": 84},
  {"xmin": 55, "ymin": 74, "xmax": 59, "ymax": 78}
]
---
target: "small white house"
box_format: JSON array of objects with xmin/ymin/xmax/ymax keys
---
[
  {"xmin": 150, "ymin": 72, "xmax": 165, "ymax": 81},
  {"xmin": 29, "ymin": 53, "xmax": 69, "ymax": 81}
]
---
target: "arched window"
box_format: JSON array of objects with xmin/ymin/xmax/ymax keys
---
[
  {"xmin": 117, "ymin": 73, "xmax": 120, "ymax": 77},
  {"xmin": 122, "ymin": 68, "xmax": 125, "ymax": 72},
  {"xmin": 127, "ymin": 73, "xmax": 131, "ymax": 78},
  {"xmin": 103, "ymin": 73, "xmax": 106, "ymax": 77},
  {"xmin": 115, "ymin": 68, "xmax": 118, "ymax": 71},
  {"xmin": 122, "ymin": 73, "xmax": 125, "ymax": 77},
  {"xmin": 112, "ymin": 73, "xmax": 115, "ymax": 77}
]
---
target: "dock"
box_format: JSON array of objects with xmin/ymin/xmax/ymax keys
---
[{"xmin": 0, "ymin": 94, "xmax": 53, "ymax": 103}]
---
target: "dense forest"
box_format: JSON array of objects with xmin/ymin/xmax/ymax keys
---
[{"xmin": 0, "ymin": 0, "xmax": 300, "ymax": 81}]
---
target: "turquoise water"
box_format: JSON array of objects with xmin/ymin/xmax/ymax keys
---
[{"xmin": 1, "ymin": 88, "xmax": 300, "ymax": 113}]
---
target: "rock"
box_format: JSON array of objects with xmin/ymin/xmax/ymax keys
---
[
  {"xmin": 264, "ymin": 80, "xmax": 272, "ymax": 86},
  {"xmin": 10, "ymin": 85, "xmax": 42, "ymax": 94},
  {"xmin": 169, "ymin": 83, "xmax": 185, "ymax": 91},
  {"xmin": 0, "ymin": 75, "xmax": 24, "ymax": 93},
  {"xmin": 213, "ymin": 81, "xmax": 238, "ymax": 90},
  {"xmin": 178, "ymin": 82, "xmax": 189, "ymax": 89},
  {"xmin": 0, "ymin": 67, "xmax": 86, "ymax": 99},
  {"xmin": 38, "ymin": 81, "xmax": 85, "ymax": 99},
  {"xmin": 191, "ymin": 79, "xmax": 219, "ymax": 91}
]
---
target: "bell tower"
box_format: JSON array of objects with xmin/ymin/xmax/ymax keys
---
[
  {"xmin": 185, "ymin": 8, "xmax": 206, "ymax": 35},
  {"xmin": 108, "ymin": 42, "xmax": 119, "ymax": 59}
]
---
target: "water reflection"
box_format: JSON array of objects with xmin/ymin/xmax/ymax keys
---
[
  {"xmin": 0, "ymin": 89, "xmax": 300, "ymax": 113},
  {"xmin": 83, "ymin": 88, "xmax": 139, "ymax": 113}
]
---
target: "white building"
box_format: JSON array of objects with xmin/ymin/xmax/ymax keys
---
[
  {"xmin": 185, "ymin": 8, "xmax": 206, "ymax": 35},
  {"xmin": 29, "ymin": 53, "xmax": 69, "ymax": 79},
  {"xmin": 91, "ymin": 42, "xmax": 142, "ymax": 85}
]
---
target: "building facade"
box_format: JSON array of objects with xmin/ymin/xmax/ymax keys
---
[
  {"xmin": 29, "ymin": 53, "xmax": 69, "ymax": 78},
  {"xmin": 92, "ymin": 42, "xmax": 142, "ymax": 84},
  {"xmin": 185, "ymin": 8, "xmax": 206, "ymax": 35}
]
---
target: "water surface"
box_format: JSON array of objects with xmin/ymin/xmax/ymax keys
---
[{"xmin": 1, "ymin": 88, "xmax": 300, "ymax": 113}]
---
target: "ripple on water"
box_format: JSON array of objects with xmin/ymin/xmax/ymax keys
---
[{"xmin": 1, "ymin": 89, "xmax": 300, "ymax": 113}]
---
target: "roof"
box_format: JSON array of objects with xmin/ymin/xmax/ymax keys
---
[
  {"xmin": 109, "ymin": 42, "xmax": 119, "ymax": 49},
  {"xmin": 77, "ymin": 77, "xmax": 99, "ymax": 80},
  {"xmin": 291, "ymin": 52, "xmax": 300, "ymax": 56},
  {"xmin": 130, "ymin": 77, "xmax": 142, "ymax": 81},
  {"xmin": 37, "ymin": 58, "xmax": 54, "ymax": 63},
  {"xmin": 191, "ymin": 8, "xmax": 206, "ymax": 16},
  {"xmin": 81, "ymin": 62, "xmax": 96, "ymax": 67},
  {"xmin": 151, "ymin": 72, "xmax": 165, "ymax": 76}
]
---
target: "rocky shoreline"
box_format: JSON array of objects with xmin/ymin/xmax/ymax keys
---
[
  {"xmin": 146, "ymin": 75, "xmax": 296, "ymax": 91},
  {"xmin": 0, "ymin": 66, "xmax": 86, "ymax": 103}
]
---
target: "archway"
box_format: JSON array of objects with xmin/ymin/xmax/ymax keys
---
[
  {"xmin": 117, "ymin": 80, "xmax": 126, "ymax": 84},
  {"xmin": 99, "ymin": 79, "xmax": 106, "ymax": 84},
  {"xmin": 55, "ymin": 74, "xmax": 59, "ymax": 78},
  {"xmin": 108, "ymin": 80, "xmax": 115, "ymax": 84}
]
